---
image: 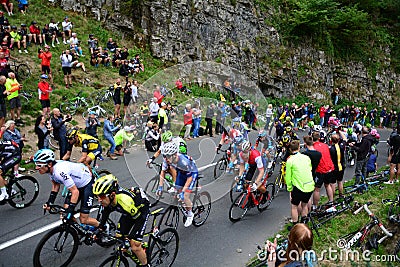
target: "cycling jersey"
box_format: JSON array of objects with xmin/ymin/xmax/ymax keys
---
[
  {"xmin": 68, "ymin": 133, "xmax": 100, "ymax": 152},
  {"xmin": 221, "ymin": 128, "xmax": 242, "ymax": 143},
  {"xmin": 162, "ymin": 154, "xmax": 198, "ymax": 189},
  {"xmin": 50, "ymin": 160, "xmax": 92, "ymax": 189},
  {"xmin": 239, "ymin": 149, "xmax": 264, "ymax": 169},
  {"xmin": 0, "ymin": 140, "xmax": 21, "ymax": 173}
]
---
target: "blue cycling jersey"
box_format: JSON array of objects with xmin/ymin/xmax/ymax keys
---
[{"xmin": 162, "ymin": 153, "xmax": 198, "ymax": 174}]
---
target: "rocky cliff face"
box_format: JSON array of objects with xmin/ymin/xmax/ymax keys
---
[{"xmin": 60, "ymin": 0, "xmax": 399, "ymax": 107}]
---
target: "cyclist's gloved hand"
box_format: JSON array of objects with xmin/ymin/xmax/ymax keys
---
[
  {"xmin": 146, "ymin": 158, "xmax": 153, "ymax": 166},
  {"xmin": 251, "ymin": 183, "xmax": 258, "ymax": 192},
  {"xmin": 64, "ymin": 203, "xmax": 76, "ymax": 222},
  {"xmin": 178, "ymin": 192, "xmax": 184, "ymax": 201},
  {"xmin": 216, "ymin": 144, "xmax": 222, "ymax": 153},
  {"xmin": 156, "ymin": 186, "xmax": 163, "ymax": 196}
]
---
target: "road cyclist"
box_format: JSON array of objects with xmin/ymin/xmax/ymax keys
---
[
  {"xmin": 156, "ymin": 142, "xmax": 198, "ymax": 227},
  {"xmin": 93, "ymin": 174, "xmax": 151, "ymax": 267},
  {"xmin": 0, "ymin": 140, "xmax": 22, "ymax": 201},
  {"xmin": 216, "ymin": 124, "xmax": 245, "ymax": 174},
  {"xmin": 255, "ymin": 129, "xmax": 276, "ymax": 171}
]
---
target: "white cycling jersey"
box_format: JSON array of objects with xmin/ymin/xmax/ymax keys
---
[{"xmin": 50, "ymin": 160, "xmax": 92, "ymax": 189}]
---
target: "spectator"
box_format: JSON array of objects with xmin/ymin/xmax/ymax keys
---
[
  {"xmin": 139, "ymin": 99, "xmax": 149, "ymax": 123},
  {"xmin": 192, "ymin": 103, "xmax": 202, "ymax": 138},
  {"xmin": 367, "ymin": 146, "xmax": 377, "ymax": 177},
  {"xmin": 120, "ymin": 47, "xmax": 129, "ymax": 61},
  {"xmin": 113, "ymin": 78, "xmax": 122, "ymax": 118},
  {"xmin": 0, "ymin": 11, "xmax": 5, "ymax": 26},
  {"xmin": 29, "ymin": 21, "xmax": 42, "ymax": 45},
  {"xmin": 70, "ymin": 49, "xmax": 87, "ymax": 73},
  {"xmin": 10, "ymin": 25, "xmax": 27, "ymax": 54},
  {"xmin": 19, "ymin": 23, "xmax": 31, "ymax": 46},
  {"xmin": 149, "ymin": 97, "xmax": 159, "ymax": 123},
  {"xmin": 0, "ymin": 75, "xmax": 6, "ymax": 127},
  {"xmin": 50, "ymin": 108, "xmax": 71, "ymax": 159},
  {"xmin": 205, "ymin": 102, "xmax": 215, "ymax": 137},
  {"xmin": 68, "ymin": 32, "xmax": 83, "ymax": 56},
  {"xmin": 153, "ymin": 85, "xmax": 164, "ymax": 106},
  {"xmin": 112, "ymin": 49, "xmax": 122, "ymax": 67},
  {"xmin": 85, "ymin": 111, "xmax": 100, "ymax": 138},
  {"xmin": 103, "ymin": 115, "xmax": 119, "ymax": 160},
  {"xmin": 37, "ymin": 74, "xmax": 52, "ymax": 117},
  {"xmin": 131, "ymin": 80, "xmax": 138, "ymax": 114},
  {"xmin": 349, "ymin": 126, "xmax": 374, "ymax": 184},
  {"xmin": 157, "ymin": 102, "xmax": 168, "ymax": 130},
  {"xmin": 41, "ymin": 24, "xmax": 53, "ymax": 47},
  {"xmin": 5, "ymin": 72, "xmax": 22, "ymax": 124},
  {"xmin": 385, "ymin": 125, "xmax": 400, "ymax": 184},
  {"xmin": 106, "ymin": 37, "xmax": 117, "ymax": 52},
  {"xmin": 1, "ymin": 0, "xmax": 13, "ymax": 16},
  {"xmin": 90, "ymin": 47, "xmax": 101, "ymax": 67},
  {"xmin": 183, "ymin": 103, "xmax": 193, "ymax": 140},
  {"xmin": 319, "ymin": 105, "xmax": 326, "ymax": 127},
  {"xmin": 302, "ymin": 135, "xmax": 322, "ymax": 184},
  {"xmin": 38, "ymin": 45, "xmax": 52, "ymax": 84},
  {"xmin": 215, "ymin": 101, "xmax": 223, "ymax": 135},
  {"xmin": 122, "ymin": 80, "xmax": 132, "ymax": 118},
  {"xmin": 3, "ymin": 120, "xmax": 25, "ymax": 177},
  {"xmin": 114, "ymin": 126, "xmax": 135, "ymax": 155},
  {"xmin": 312, "ymin": 131, "xmax": 335, "ymax": 206},
  {"xmin": 34, "ymin": 114, "xmax": 51, "ymax": 149},
  {"xmin": 285, "ymin": 140, "xmax": 315, "ymax": 225},
  {"xmin": 100, "ymin": 47, "xmax": 111, "ymax": 66},
  {"xmin": 264, "ymin": 103, "xmax": 273, "ymax": 134},
  {"xmin": 48, "ymin": 18, "xmax": 60, "ymax": 46},
  {"xmin": 132, "ymin": 54, "xmax": 144, "ymax": 73},
  {"xmin": 61, "ymin": 16, "xmax": 72, "ymax": 44},
  {"xmin": 379, "ymin": 107, "xmax": 387, "ymax": 128},
  {"xmin": 144, "ymin": 121, "xmax": 160, "ymax": 152},
  {"xmin": 329, "ymin": 133, "xmax": 346, "ymax": 197},
  {"xmin": 118, "ymin": 59, "xmax": 130, "ymax": 79},
  {"xmin": 60, "ymin": 49, "xmax": 72, "ymax": 88},
  {"xmin": 17, "ymin": 0, "xmax": 28, "ymax": 15},
  {"xmin": 87, "ymin": 33, "xmax": 98, "ymax": 54},
  {"xmin": 0, "ymin": 42, "xmax": 11, "ymax": 60},
  {"xmin": 0, "ymin": 52, "xmax": 7, "ymax": 76},
  {"xmin": 1, "ymin": 26, "xmax": 11, "ymax": 48}
]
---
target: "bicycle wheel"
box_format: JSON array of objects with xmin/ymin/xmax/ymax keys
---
[
  {"xmin": 257, "ymin": 183, "xmax": 274, "ymax": 212},
  {"xmin": 49, "ymin": 133, "xmax": 60, "ymax": 150},
  {"xmin": 214, "ymin": 158, "xmax": 227, "ymax": 179},
  {"xmin": 144, "ymin": 176, "xmax": 162, "ymax": 206},
  {"xmin": 158, "ymin": 205, "xmax": 179, "ymax": 231},
  {"xmin": 148, "ymin": 228, "xmax": 179, "ymax": 267},
  {"xmin": 8, "ymin": 176, "xmax": 39, "ymax": 209},
  {"xmin": 230, "ymin": 179, "xmax": 242, "ymax": 203},
  {"xmin": 229, "ymin": 192, "xmax": 249, "ymax": 222},
  {"xmin": 98, "ymin": 254, "xmax": 129, "ymax": 267},
  {"xmin": 388, "ymin": 202, "xmax": 400, "ymax": 223},
  {"xmin": 33, "ymin": 226, "xmax": 79, "ymax": 267},
  {"xmin": 59, "ymin": 102, "xmax": 77, "ymax": 116},
  {"xmin": 273, "ymin": 175, "xmax": 283, "ymax": 198},
  {"xmin": 192, "ymin": 191, "xmax": 211, "ymax": 227},
  {"xmin": 16, "ymin": 63, "xmax": 31, "ymax": 81}
]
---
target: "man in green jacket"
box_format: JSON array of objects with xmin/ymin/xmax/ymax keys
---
[
  {"xmin": 285, "ymin": 140, "xmax": 315, "ymax": 225},
  {"xmin": 114, "ymin": 126, "xmax": 135, "ymax": 156}
]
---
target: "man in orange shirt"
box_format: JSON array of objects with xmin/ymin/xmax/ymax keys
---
[
  {"xmin": 38, "ymin": 74, "xmax": 52, "ymax": 117},
  {"xmin": 38, "ymin": 45, "xmax": 52, "ymax": 84}
]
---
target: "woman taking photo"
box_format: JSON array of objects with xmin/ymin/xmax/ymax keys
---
[{"xmin": 34, "ymin": 114, "xmax": 51, "ymax": 149}]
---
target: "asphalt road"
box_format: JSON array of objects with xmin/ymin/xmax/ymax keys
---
[{"xmin": 0, "ymin": 129, "xmax": 393, "ymax": 267}]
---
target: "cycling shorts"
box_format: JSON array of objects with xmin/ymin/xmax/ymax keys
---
[
  {"xmin": 175, "ymin": 171, "xmax": 198, "ymax": 192},
  {"xmin": 290, "ymin": 186, "xmax": 313, "ymax": 206},
  {"xmin": 87, "ymin": 145, "xmax": 102, "ymax": 161},
  {"xmin": 117, "ymin": 210, "xmax": 149, "ymax": 242},
  {"xmin": 245, "ymin": 164, "xmax": 258, "ymax": 182},
  {"xmin": 0, "ymin": 152, "xmax": 21, "ymax": 174},
  {"xmin": 315, "ymin": 172, "xmax": 333, "ymax": 188},
  {"xmin": 332, "ymin": 170, "xmax": 344, "ymax": 182},
  {"xmin": 64, "ymin": 179, "xmax": 94, "ymax": 214}
]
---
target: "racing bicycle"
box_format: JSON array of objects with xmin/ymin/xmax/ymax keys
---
[
  {"xmin": 0, "ymin": 171, "xmax": 39, "ymax": 209},
  {"xmin": 82, "ymin": 104, "xmax": 113, "ymax": 120},
  {"xmin": 144, "ymin": 162, "xmax": 175, "ymax": 207},
  {"xmin": 99, "ymin": 207, "xmax": 179, "ymax": 267},
  {"xmin": 214, "ymin": 147, "xmax": 231, "ymax": 179},
  {"xmin": 59, "ymin": 91, "xmax": 90, "ymax": 116}
]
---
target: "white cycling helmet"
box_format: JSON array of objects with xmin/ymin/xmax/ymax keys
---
[
  {"xmin": 34, "ymin": 149, "xmax": 55, "ymax": 164},
  {"xmin": 242, "ymin": 140, "xmax": 251, "ymax": 151},
  {"xmin": 313, "ymin": 125, "xmax": 322, "ymax": 132},
  {"xmin": 162, "ymin": 142, "xmax": 179, "ymax": 156}
]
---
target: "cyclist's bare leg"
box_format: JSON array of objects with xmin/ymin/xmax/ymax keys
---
[
  {"xmin": 290, "ymin": 204, "xmax": 299, "ymax": 223},
  {"xmin": 0, "ymin": 174, "xmax": 6, "ymax": 187},
  {"xmin": 330, "ymin": 182, "xmax": 336, "ymax": 198},
  {"xmin": 130, "ymin": 239, "xmax": 147, "ymax": 265},
  {"xmin": 313, "ymin": 188, "xmax": 321, "ymax": 207},
  {"xmin": 79, "ymin": 213, "xmax": 99, "ymax": 227},
  {"xmin": 183, "ymin": 191, "xmax": 193, "ymax": 213},
  {"xmin": 324, "ymin": 183, "xmax": 334, "ymax": 202}
]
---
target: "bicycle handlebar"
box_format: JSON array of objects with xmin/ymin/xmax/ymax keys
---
[{"xmin": 353, "ymin": 202, "xmax": 373, "ymax": 215}]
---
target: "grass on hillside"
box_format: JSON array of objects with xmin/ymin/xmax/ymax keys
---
[{"xmin": 247, "ymin": 167, "xmax": 400, "ymax": 267}]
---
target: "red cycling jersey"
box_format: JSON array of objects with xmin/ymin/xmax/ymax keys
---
[{"xmin": 239, "ymin": 148, "xmax": 264, "ymax": 168}]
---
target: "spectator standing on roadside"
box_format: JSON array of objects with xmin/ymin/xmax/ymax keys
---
[
  {"xmin": 139, "ymin": 100, "xmax": 149, "ymax": 123},
  {"xmin": 192, "ymin": 103, "xmax": 202, "ymax": 138},
  {"xmin": 329, "ymin": 134, "xmax": 346, "ymax": 197},
  {"xmin": 349, "ymin": 126, "xmax": 374, "ymax": 184},
  {"xmin": 37, "ymin": 74, "xmax": 52, "ymax": 117},
  {"xmin": 38, "ymin": 45, "xmax": 52, "ymax": 84},
  {"xmin": 103, "ymin": 115, "xmax": 119, "ymax": 160},
  {"xmin": 158, "ymin": 102, "xmax": 168, "ymax": 130},
  {"xmin": 384, "ymin": 125, "xmax": 400, "ymax": 184},
  {"xmin": 264, "ymin": 104, "xmax": 273, "ymax": 134},
  {"xmin": 3, "ymin": 120, "xmax": 25, "ymax": 176},
  {"xmin": 0, "ymin": 75, "xmax": 7, "ymax": 127},
  {"xmin": 60, "ymin": 49, "xmax": 72, "ymax": 88},
  {"xmin": 34, "ymin": 114, "xmax": 51, "ymax": 149},
  {"xmin": 153, "ymin": 85, "xmax": 164, "ymax": 106},
  {"xmin": 5, "ymin": 72, "xmax": 23, "ymax": 125},
  {"xmin": 50, "ymin": 108, "xmax": 71, "ymax": 159},
  {"xmin": 312, "ymin": 131, "xmax": 335, "ymax": 206},
  {"xmin": 379, "ymin": 107, "xmax": 387, "ymax": 128},
  {"xmin": 113, "ymin": 78, "xmax": 122, "ymax": 119},
  {"xmin": 122, "ymin": 80, "xmax": 132, "ymax": 118},
  {"xmin": 319, "ymin": 105, "xmax": 326, "ymax": 127},
  {"xmin": 131, "ymin": 80, "xmax": 138, "ymax": 114},
  {"xmin": 183, "ymin": 103, "xmax": 193, "ymax": 140},
  {"xmin": 85, "ymin": 111, "xmax": 100, "ymax": 138},
  {"xmin": 302, "ymin": 135, "xmax": 322, "ymax": 184},
  {"xmin": 205, "ymin": 102, "xmax": 215, "ymax": 137},
  {"xmin": 149, "ymin": 97, "xmax": 159, "ymax": 123}
]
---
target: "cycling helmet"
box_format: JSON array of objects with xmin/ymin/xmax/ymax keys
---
[
  {"xmin": 282, "ymin": 135, "xmax": 290, "ymax": 143},
  {"xmin": 66, "ymin": 127, "xmax": 79, "ymax": 139},
  {"xmin": 285, "ymin": 116, "xmax": 291, "ymax": 122},
  {"xmin": 285, "ymin": 126, "xmax": 292, "ymax": 132},
  {"xmin": 370, "ymin": 129, "xmax": 378, "ymax": 136},
  {"xmin": 258, "ymin": 130, "xmax": 267, "ymax": 137},
  {"xmin": 233, "ymin": 135, "xmax": 244, "ymax": 145},
  {"xmin": 242, "ymin": 140, "xmax": 251, "ymax": 151},
  {"xmin": 11, "ymin": 25, "xmax": 17, "ymax": 29},
  {"xmin": 313, "ymin": 125, "xmax": 322, "ymax": 132},
  {"xmin": 162, "ymin": 142, "xmax": 178, "ymax": 156},
  {"xmin": 347, "ymin": 128, "xmax": 353, "ymax": 135},
  {"xmin": 366, "ymin": 123, "xmax": 372, "ymax": 129},
  {"xmin": 40, "ymin": 74, "xmax": 48, "ymax": 79},
  {"xmin": 33, "ymin": 149, "xmax": 55, "ymax": 164},
  {"xmin": 308, "ymin": 121, "xmax": 315, "ymax": 128},
  {"xmin": 319, "ymin": 130, "xmax": 327, "ymax": 141},
  {"xmin": 93, "ymin": 174, "xmax": 118, "ymax": 195},
  {"xmin": 178, "ymin": 139, "xmax": 187, "ymax": 154},
  {"xmin": 161, "ymin": 130, "xmax": 173, "ymax": 143}
]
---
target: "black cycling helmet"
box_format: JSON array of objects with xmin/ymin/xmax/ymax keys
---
[
  {"xmin": 66, "ymin": 127, "xmax": 79, "ymax": 139},
  {"xmin": 11, "ymin": 25, "xmax": 17, "ymax": 29}
]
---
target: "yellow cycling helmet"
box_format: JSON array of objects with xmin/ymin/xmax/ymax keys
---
[
  {"xmin": 66, "ymin": 127, "xmax": 79, "ymax": 139},
  {"xmin": 93, "ymin": 174, "xmax": 118, "ymax": 195}
]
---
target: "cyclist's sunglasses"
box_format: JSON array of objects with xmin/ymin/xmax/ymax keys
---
[
  {"xmin": 163, "ymin": 155, "xmax": 174, "ymax": 160},
  {"xmin": 95, "ymin": 194, "xmax": 109, "ymax": 200},
  {"xmin": 35, "ymin": 163, "xmax": 47, "ymax": 168}
]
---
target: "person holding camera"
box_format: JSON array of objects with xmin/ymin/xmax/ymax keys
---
[
  {"xmin": 51, "ymin": 108, "xmax": 71, "ymax": 159},
  {"xmin": 38, "ymin": 45, "xmax": 53, "ymax": 84},
  {"xmin": 34, "ymin": 114, "xmax": 52, "ymax": 149},
  {"xmin": 60, "ymin": 49, "xmax": 72, "ymax": 88},
  {"xmin": 85, "ymin": 111, "xmax": 100, "ymax": 138},
  {"xmin": 61, "ymin": 16, "xmax": 72, "ymax": 44}
]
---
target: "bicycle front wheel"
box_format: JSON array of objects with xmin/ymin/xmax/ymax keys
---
[
  {"xmin": 59, "ymin": 102, "xmax": 77, "ymax": 116},
  {"xmin": 230, "ymin": 179, "xmax": 242, "ymax": 203},
  {"xmin": 8, "ymin": 175, "xmax": 39, "ymax": 209},
  {"xmin": 257, "ymin": 183, "xmax": 274, "ymax": 212},
  {"xmin": 148, "ymin": 228, "xmax": 179, "ymax": 267},
  {"xmin": 192, "ymin": 191, "xmax": 211, "ymax": 227},
  {"xmin": 158, "ymin": 205, "xmax": 179, "ymax": 231},
  {"xmin": 49, "ymin": 133, "xmax": 60, "ymax": 150},
  {"xmin": 273, "ymin": 175, "xmax": 282, "ymax": 198},
  {"xmin": 16, "ymin": 63, "xmax": 31, "ymax": 81},
  {"xmin": 33, "ymin": 226, "xmax": 79, "ymax": 267},
  {"xmin": 229, "ymin": 192, "xmax": 249, "ymax": 222},
  {"xmin": 214, "ymin": 158, "xmax": 228, "ymax": 179},
  {"xmin": 98, "ymin": 254, "xmax": 129, "ymax": 267}
]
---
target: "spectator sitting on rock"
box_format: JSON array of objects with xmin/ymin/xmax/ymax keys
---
[
  {"xmin": 112, "ymin": 49, "xmax": 122, "ymax": 68},
  {"xmin": 10, "ymin": 25, "xmax": 27, "ymax": 54},
  {"xmin": 29, "ymin": 21, "xmax": 42, "ymax": 45},
  {"xmin": 1, "ymin": 0, "xmax": 13, "ymax": 16},
  {"xmin": 70, "ymin": 49, "xmax": 87, "ymax": 73},
  {"xmin": 87, "ymin": 33, "xmax": 98, "ymax": 54},
  {"xmin": 106, "ymin": 37, "xmax": 117, "ymax": 52},
  {"xmin": 48, "ymin": 18, "xmax": 60, "ymax": 46},
  {"xmin": 61, "ymin": 16, "xmax": 72, "ymax": 44},
  {"xmin": 19, "ymin": 24, "xmax": 31, "ymax": 46}
]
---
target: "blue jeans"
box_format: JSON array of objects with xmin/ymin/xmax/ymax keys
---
[
  {"xmin": 59, "ymin": 136, "xmax": 68, "ymax": 159},
  {"xmin": 192, "ymin": 118, "xmax": 201, "ymax": 137},
  {"xmin": 104, "ymin": 133, "xmax": 116, "ymax": 154}
]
